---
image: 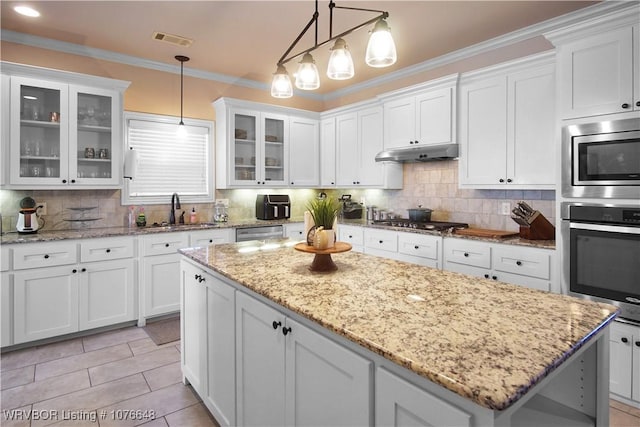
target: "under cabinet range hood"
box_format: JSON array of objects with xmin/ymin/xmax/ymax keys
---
[{"xmin": 375, "ymin": 143, "xmax": 459, "ymax": 163}]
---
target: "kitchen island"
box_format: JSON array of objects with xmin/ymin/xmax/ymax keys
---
[{"xmin": 179, "ymin": 239, "xmax": 617, "ymax": 427}]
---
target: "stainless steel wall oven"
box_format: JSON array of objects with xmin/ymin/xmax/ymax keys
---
[
  {"xmin": 562, "ymin": 117, "xmax": 640, "ymax": 199},
  {"xmin": 561, "ymin": 203, "xmax": 640, "ymax": 323}
]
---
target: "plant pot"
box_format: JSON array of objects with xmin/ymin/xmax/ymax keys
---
[{"xmin": 407, "ymin": 208, "xmax": 432, "ymax": 222}]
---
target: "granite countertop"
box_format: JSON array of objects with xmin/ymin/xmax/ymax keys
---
[{"xmin": 180, "ymin": 240, "xmax": 616, "ymax": 411}]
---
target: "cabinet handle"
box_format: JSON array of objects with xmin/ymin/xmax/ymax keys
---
[
  {"xmin": 414, "ymin": 140, "xmax": 419, "ymax": 144},
  {"xmin": 492, "ymin": 276, "xmax": 497, "ymax": 280},
  {"xmin": 81, "ymin": 268, "xmax": 86, "ymax": 272},
  {"xmin": 414, "ymin": 245, "xmax": 419, "ymax": 249},
  {"xmin": 282, "ymin": 326, "xmax": 292, "ymax": 336},
  {"xmin": 636, "ymin": 101, "xmax": 640, "ymax": 107},
  {"xmin": 635, "ymin": 341, "xmax": 640, "ymax": 347},
  {"xmin": 72, "ymin": 269, "xmax": 78, "ymax": 273},
  {"xmin": 484, "ymin": 274, "xmax": 489, "ymax": 279},
  {"xmin": 331, "ymin": 182, "xmax": 334, "ymax": 185},
  {"xmin": 194, "ymin": 274, "xmax": 201, "ymax": 280},
  {"xmin": 291, "ymin": 182, "xmax": 294, "ymax": 185},
  {"xmin": 272, "ymin": 321, "xmax": 281, "ymax": 330},
  {"xmin": 71, "ymin": 179, "xmax": 76, "ymax": 183},
  {"xmin": 463, "ymin": 252, "xmax": 469, "ymax": 257},
  {"xmin": 106, "ymin": 249, "xmax": 111, "ymax": 253},
  {"xmin": 356, "ymin": 181, "xmax": 360, "ymax": 184},
  {"xmin": 499, "ymin": 178, "xmax": 505, "ymax": 183},
  {"xmin": 621, "ymin": 103, "xmax": 630, "ymax": 109},
  {"xmin": 62, "ymin": 179, "xmax": 67, "ymax": 184},
  {"xmin": 44, "ymin": 254, "xmax": 50, "ymax": 259},
  {"xmin": 165, "ymin": 243, "xmax": 170, "ymax": 247},
  {"xmin": 379, "ymin": 240, "xmax": 383, "ymax": 244},
  {"xmin": 516, "ymin": 261, "xmax": 522, "ymax": 266},
  {"xmin": 198, "ymin": 276, "xmax": 205, "ymax": 283},
  {"xmin": 507, "ymin": 178, "xmax": 512, "ymax": 183},
  {"xmin": 621, "ymin": 337, "xmax": 629, "ymax": 343},
  {"xmin": 348, "ymin": 235, "xmax": 353, "ymax": 239},
  {"xmin": 209, "ymin": 239, "xmax": 213, "ymax": 243}
]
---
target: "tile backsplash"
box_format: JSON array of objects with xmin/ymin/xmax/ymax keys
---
[{"xmin": 0, "ymin": 160, "xmax": 554, "ymax": 233}]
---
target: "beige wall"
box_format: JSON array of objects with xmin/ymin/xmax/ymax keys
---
[{"xmin": 0, "ymin": 36, "xmax": 556, "ymax": 233}]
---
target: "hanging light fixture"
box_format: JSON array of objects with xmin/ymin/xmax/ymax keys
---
[
  {"xmin": 270, "ymin": 0, "xmax": 396, "ymax": 98},
  {"xmin": 175, "ymin": 55, "xmax": 190, "ymax": 137}
]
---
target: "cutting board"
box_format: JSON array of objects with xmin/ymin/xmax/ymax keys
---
[{"xmin": 454, "ymin": 228, "xmax": 519, "ymax": 239}]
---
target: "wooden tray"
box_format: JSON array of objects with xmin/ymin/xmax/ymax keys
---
[{"xmin": 454, "ymin": 228, "xmax": 519, "ymax": 239}]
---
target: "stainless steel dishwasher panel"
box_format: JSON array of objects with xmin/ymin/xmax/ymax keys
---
[{"xmin": 235, "ymin": 225, "xmax": 284, "ymax": 242}]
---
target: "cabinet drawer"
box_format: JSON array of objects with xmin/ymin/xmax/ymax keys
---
[
  {"xmin": 142, "ymin": 232, "xmax": 190, "ymax": 256},
  {"xmin": 398, "ymin": 233, "xmax": 439, "ymax": 260},
  {"xmin": 492, "ymin": 246, "xmax": 550, "ymax": 280},
  {"xmin": 1, "ymin": 246, "xmax": 10, "ymax": 272},
  {"xmin": 80, "ymin": 237, "xmax": 135, "ymax": 262},
  {"xmin": 190, "ymin": 229, "xmax": 234, "ymax": 247},
  {"xmin": 13, "ymin": 242, "xmax": 78, "ymax": 270},
  {"xmin": 339, "ymin": 226, "xmax": 364, "ymax": 247},
  {"xmin": 443, "ymin": 238, "xmax": 490, "ymax": 269},
  {"xmin": 364, "ymin": 229, "xmax": 398, "ymax": 253}
]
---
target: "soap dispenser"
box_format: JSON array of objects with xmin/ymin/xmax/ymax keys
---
[{"xmin": 190, "ymin": 207, "xmax": 197, "ymax": 224}]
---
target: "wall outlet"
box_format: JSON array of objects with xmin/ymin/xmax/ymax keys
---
[
  {"xmin": 215, "ymin": 199, "xmax": 229, "ymax": 207},
  {"xmin": 39, "ymin": 202, "xmax": 47, "ymax": 215},
  {"xmin": 500, "ymin": 202, "xmax": 510, "ymax": 216}
]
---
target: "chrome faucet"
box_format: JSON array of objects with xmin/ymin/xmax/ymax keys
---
[{"xmin": 169, "ymin": 193, "xmax": 181, "ymax": 224}]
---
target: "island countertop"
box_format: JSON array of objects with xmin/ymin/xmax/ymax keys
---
[{"xmin": 180, "ymin": 240, "xmax": 617, "ymax": 411}]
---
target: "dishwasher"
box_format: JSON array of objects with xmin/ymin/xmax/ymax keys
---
[{"xmin": 235, "ymin": 225, "xmax": 284, "ymax": 242}]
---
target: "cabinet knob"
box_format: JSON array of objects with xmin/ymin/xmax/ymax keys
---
[
  {"xmin": 72, "ymin": 269, "xmax": 77, "ymax": 273},
  {"xmin": 516, "ymin": 260, "xmax": 522, "ymax": 266},
  {"xmin": 492, "ymin": 275, "xmax": 497, "ymax": 280},
  {"xmin": 81, "ymin": 268, "xmax": 86, "ymax": 272},
  {"xmin": 635, "ymin": 341, "xmax": 640, "ymax": 347},
  {"xmin": 499, "ymin": 178, "xmax": 505, "ymax": 183},
  {"xmin": 621, "ymin": 103, "xmax": 630, "ymax": 109},
  {"xmin": 463, "ymin": 252, "xmax": 469, "ymax": 257},
  {"xmin": 106, "ymin": 249, "xmax": 111, "ymax": 253},
  {"xmin": 348, "ymin": 235, "xmax": 353, "ymax": 239},
  {"xmin": 282, "ymin": 326, "xmax": 292, "ymax": 336},
  {"xmin": 62, "ymin": 179, "xmax": 67, "ymax": 184},
  {"xmin": 209, "ymin": 239, "xmax": 213, "ymax": 243},
  {"xmin": 71, "ymin": 179, "xmax": 76, "ymax": 183},
  {"xmin": 484, "ymin": 274, "xmax": 489, "ymax": 279},
  {"xmin": 331, "ymin": 182, "xmax": 335, "ymax": 185},
  {"xmin": 507, "ymin": 178, "xmax": 512, "ymax": 183},
  {"xmin": 356, "ymin": 181, "xmax": 360, "ymax": 184},
  {"xmin": 291, "ymin": 182, "xmax": 294, "ymax": 185},
  {"xmin": 414, "ymin": 140, "xmax": 419, "ymax": 144},
  {"xmin": 165, "ymin": 243, "xmax": 170, "ymax": 247},
  {"xmin": 636, "ymin": 101, "xmax": 640, "ymax": 107},
  {"xmin": 621, "ymin": 337, "xmax": 629, "ymax": 343},
  {"xmin": 195, "ymin": 274, "xmax": 201, "ymax": 280},
  {"xmin": 414, "ymin": 245, "xmax": 419, "ymax": 249},
  {"xmin": 272, "ymin": 321, "xmax": 281, "ymax": 330},
  {"xmin": 379, "ymin": 240, "xmax": 383, "ymax": 244},
  {"xmin": 44, "ymin": 254, "xmax": 50, "ymax": 259},
  {"xmin": 198, "ymin": 276, "xmax": 205, "ymax": 283}
]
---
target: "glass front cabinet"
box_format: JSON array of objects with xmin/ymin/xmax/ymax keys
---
[
  {"xmin": 5, "ymin": 67, "xmax": 129, "ymax": 189},
  {"xmin": 229, "ymin": 109, "xmax": 288, "ymax": 187}
]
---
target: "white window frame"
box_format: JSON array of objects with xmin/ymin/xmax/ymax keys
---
[{"xmin": 122, "ymin": 111, "xmax": 214, "ymax": 205}]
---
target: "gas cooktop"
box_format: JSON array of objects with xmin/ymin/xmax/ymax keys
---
[{"xmin": 372, "ymin": 219, "xmax": 469, "ymax": 231}]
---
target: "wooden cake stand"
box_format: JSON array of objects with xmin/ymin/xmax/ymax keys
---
[{"xmin": 294, "ymin": 242, "xmax": 352, "ymax": 272}]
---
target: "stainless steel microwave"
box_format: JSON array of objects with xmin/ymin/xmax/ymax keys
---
[{"xmin": 562, "ymin": 117, "xmax": 640, "ymax": 199}]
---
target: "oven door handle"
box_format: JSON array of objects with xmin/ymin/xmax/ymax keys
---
[{"xmin": 570, "ymin": 222, "xmax": 640, "ymax": 234}]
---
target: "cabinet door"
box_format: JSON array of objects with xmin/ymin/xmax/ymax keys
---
[
  {"xmin": 180, "ymin": 261, "xmax": 206, "ymax": 395},
  {"xmin": 285, "ymin": 317, "xmax": 372, "ymax": 426},
  {"xmin": 416, "ymin": 87, "xmax": 454, "ymax": 145},
  {"xmin": 558, "ymin": 26, "xmax": 633, "ymax": 119},
  {"xmin": 633, "ymin": 331, "xmax": 640, "ymax": 401},
  {"xmin": 69, "ymin": 85, "xmax": 121, "ymax": 186},
  {"xmin": 236, "ymin": 292, "xmax": 286, "ymax": 426},
  {"xmin": 507, "ymin": 65, "xmax": 555, "ymax": 186},
  {"xmin": 335, "ymin": 112, "xmax": 359, "ymax": 186},
  {"xmin": 230, "ymin": 109, "xmax": 259, "ymax": 186},
  {"xmin": 459, "ymin": 76, "xmax": 508, "ymax": 186},
  {"xmin": 262, "ymin": 113, "xmax": 288, "ymax": 186},
  {"xmin": 320, "ymin": 117, "xmax": 336, "ymax": 187},
  {"xmin": 338, "ymin": 225, "xmax": 364, "ymax": 253},
  {"xmin": 79, "ymin": 258, "xmax": 135, "ymax": 331},
  {"xmin": 289, "ymin": 116, "xmax": 319, "ymax": 187},
  {"xmin": 13, "ymin": 265, "xmax": 79, "ymax": 344},
  {"xmin": 376, "ymin": 367, "xmax": 471, "ymax": 427},
  {"xmin": 1, "ymin": 272, "xmax": 12, "ymax": 347},
  {"xmin": 634, "ymin": 24, "xmax": 640, "ymax": 111},
  {"xmin": 10, "ymin": 77, "xmax": 69, "ymax": 185},
  {"xmin": 205, "ymin": 274, "xmax": 236, "ymax": 426},
  {"xmin": 357, "ymin": 106, "xmax": 384, "ymax": 186},
  {"xmin": 143, "ymin": 253, "xmax": 181, "ymax": 318},
  {"xmin": 610, "ymin": 323, "xmax": 633, "ymax": 399},
  {"xmin": 283, "ymin": 223, "xmax": 305, "ymax": 241},
  {"xmin": 383, "ymin": 96, "xmax": 415, "ymax": 149}
]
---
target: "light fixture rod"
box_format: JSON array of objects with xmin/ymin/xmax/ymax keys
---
[
  {"xmin": 277, "ymin": 0, "xmax": 389, "ymax": 67},
  {"xmin": 175, "ymin": 55, "xmax": 190, "ymax": 125}
]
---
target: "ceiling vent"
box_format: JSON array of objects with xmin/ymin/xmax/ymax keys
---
[{"xmin": 152, "ymin": 31, "xmax": 193, "ymax": 48}]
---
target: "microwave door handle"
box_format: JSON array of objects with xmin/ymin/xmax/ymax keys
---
[{"xmin": 570, "ymin": 222, "xmax": 640, "ymax": 234}]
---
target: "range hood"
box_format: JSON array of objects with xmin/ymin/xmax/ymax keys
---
[{"xmin": 375, "ymin": 143, "xmax": 459, "ymax": 163}]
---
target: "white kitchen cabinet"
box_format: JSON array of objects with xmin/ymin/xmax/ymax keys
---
[
  {"xmin": 443, "ymin": 237, "xmax": 555, "ymax": 292},
  {"xmin": 397, "ymin": 232, "xmax": 441, "ymax": 269},
  {"xmin": 376, "ymin": 367, "xmax": 471, "ymax": 427},
  {"xmin": 334, "ymin": 103, "xmax": 402, "ymax": 189},
  {"xmin": 382, "ymin": 74, "xmax": 457, "ymax": 150},
  {"xmin": 283, "ymin": 222, "xmax": 305, "ymax": 241},
  {"xmin": 4, "ymin": 63, "xmax": 129, "ymax": 189},
  {"xmin": 288, "ymin": 116, "xmax": 319, "ymax": 187},
  {"xmin": 181, "ymin": 260, "xmax": 207, "ymax": 396},
  {"xmin": 338, "ymin": 225, "xmax": 364, "ymax": 252},
  {"xmin": 458, "ymin": 53, "xmax": 555, "ymax": 189},
  {"xmin": 364, "ymin": 228, "xmax": 398, "ymax": 258},
  {"xmin": 609, "ymin": 320, "xmax": 640, "ymax": 405},
  {"xmin": 319, "ymin": 117, "xmax": 337, "ymax": 187},
  {"xmin": 189, "ymin": 228, "xmax": 234, "ymax": 247},
  {"xmin": 140, "ymin": 232, "xmax": 189, "ymax": 320},
  {"xmin": 546, "ymin": 13, "xmax": 640, "ymax": 119},
  {"xmin": 235, "ymin": 291, "xmax": 371, "ymax": 426},
  {"xmin": 1, "ymin": 271, "xmax": 13, "ymax": 347}
]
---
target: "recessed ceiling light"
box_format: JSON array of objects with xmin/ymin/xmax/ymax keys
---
[{"xmin": 14, "ymin": 5, "xmax": 40, "ymax": 18}]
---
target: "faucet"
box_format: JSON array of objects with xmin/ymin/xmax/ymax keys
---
[{"xmin": 169, "ymin": 193, "xmax": 181, "ymax": 224}]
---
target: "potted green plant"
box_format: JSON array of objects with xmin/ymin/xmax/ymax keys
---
[{"xmin": 306, "ymin": 197, "xmax": 340, "ymax": 249}]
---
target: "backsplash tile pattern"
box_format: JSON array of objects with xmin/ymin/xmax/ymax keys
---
[{"xmin": 0, "ymin": 161, "xmax": 555, "ymax": 234}]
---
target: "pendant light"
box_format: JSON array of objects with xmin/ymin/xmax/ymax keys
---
[
  {"xmin": 271, "ymin": 65, "xmax": 293, "ymax": 98},
  {"xmin": 295, "ymin": 53, "xmax": 320, "ymax": 90},
  {"xmin": 175, "ymin": 55, "xmax": 190, "ymax": 137},
  {"xmin": 365, "ymin": 18, "xmax": 397, "ymax": 68},
  {"xmin": 327, "ymin": 38, "xmax": 354, "ymax": 80}
]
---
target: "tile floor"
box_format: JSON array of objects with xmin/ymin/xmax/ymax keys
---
[{"xmin": 1, "ymin": 324, "xmax": 639, "ymax": 427}]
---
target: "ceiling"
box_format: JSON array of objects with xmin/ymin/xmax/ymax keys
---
[{"xmin": 1, "ymin": 1, "xmax": 600, "ymax": 95}]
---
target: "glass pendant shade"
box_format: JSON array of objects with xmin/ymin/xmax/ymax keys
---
[
  {"xmin": 295, "ymin": 53, "xmax": 320, "ymax": 90},
  {"xmin": 271, "ymin": 65, "xmax": 293, "ymax": 98},
  {"xmin": 365, "ymin": 19, "xmax": 397, "ymax": 68},
  {"xmin": 327, "ymin": 38, "xmax": 355, "ymax": 80},
  {"xmin": 177, "ymin": 122, "xmax": 188, "ymax": 139}
]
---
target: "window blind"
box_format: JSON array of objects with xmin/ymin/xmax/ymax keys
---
[{"xmin": 122, "ymin": 112, "xmax": 214, "ymax": 205}]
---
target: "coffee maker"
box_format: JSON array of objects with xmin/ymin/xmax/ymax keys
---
[{"xmin": 16, "ymin": 197, "xmax": 42, "ymax": 234}]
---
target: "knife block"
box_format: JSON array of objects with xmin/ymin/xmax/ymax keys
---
[{"xmin": 519, "ymin": 212, "xmax": 555, "ymax": 240}]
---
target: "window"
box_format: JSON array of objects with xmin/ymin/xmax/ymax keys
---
[{"xmin": 122, "ymin": 112, "xmax": 214, "ymax": 205}]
